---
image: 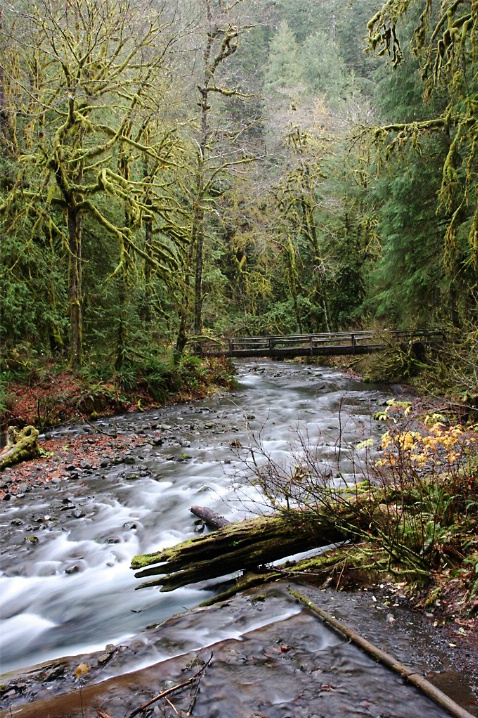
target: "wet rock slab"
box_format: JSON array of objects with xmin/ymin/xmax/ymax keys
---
[{"xmin": 1, "ymin": 583, "xmax": 474, "ymax": 718}]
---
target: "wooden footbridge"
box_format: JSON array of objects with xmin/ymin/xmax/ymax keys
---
[{"xmin": 198, "ymin": 329, "xmax": 444, "ymax": 359}]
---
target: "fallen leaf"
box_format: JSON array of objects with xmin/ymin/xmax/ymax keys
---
[{"xmin": 75, "ymin": 662, "xmax": 90, "ymax": 679}]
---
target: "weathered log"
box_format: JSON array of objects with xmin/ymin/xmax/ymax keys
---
[
  {"xmin": 290, "ymin": 589, "xmax": 476, "ymax": 718},
  {"xmin": 0, "ymin": 425, "xmax": 40, "ymax": 471},
  {"xmin": 131, "ymin": 509, "xmax": 350, "ymax": 592},
  {"xmin": 190, "ymin": 505, "xmax": 230, "ymax": 529}
]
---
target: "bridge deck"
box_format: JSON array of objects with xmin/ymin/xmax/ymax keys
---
[{"xmin": 198, "ymin": 330, "xmax": 444, "ymax": 359}]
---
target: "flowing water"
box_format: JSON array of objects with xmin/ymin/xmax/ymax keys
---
[{"xmin": 0, "ymin": 360, "xmax": 390, "ymax": 675}]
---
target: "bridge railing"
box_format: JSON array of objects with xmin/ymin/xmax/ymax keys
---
[{"xmin": 198, "ymin": 329, "xmax": 444, "ymax": 357}]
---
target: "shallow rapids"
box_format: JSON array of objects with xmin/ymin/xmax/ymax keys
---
[{"xmin": 0, "ymin": 360, "xmax": 390, "ymax": 674}]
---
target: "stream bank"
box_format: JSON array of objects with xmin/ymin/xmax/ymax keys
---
[{"xmin": 1, "ymin": 582, "xmax": 476, "ymax": 717}]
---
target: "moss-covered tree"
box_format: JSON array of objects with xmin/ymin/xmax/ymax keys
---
[
  {"xmin": 368, "ymin": 0, "xmax": 477, "ymax": 283},
  {"xmin": 0, "ymin": 0, "xmax": 184, "ymax": 368},
  {"xmin": 175, "ymin": 0, "xmax": 255, "ymax": 354}
]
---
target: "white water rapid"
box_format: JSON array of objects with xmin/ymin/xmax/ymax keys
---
[{"xmin": 0, "ymin": 361, "xmax": 391, "ymax": 674}]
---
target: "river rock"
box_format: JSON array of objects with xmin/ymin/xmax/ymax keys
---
[{"xmin": 64, "ymin": 565, "xmax": 80, "ymax": 574}]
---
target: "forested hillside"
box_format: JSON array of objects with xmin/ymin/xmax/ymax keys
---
[{"xmin": 1, "ymin": 0, "xmax": 477, "ymax": 394}]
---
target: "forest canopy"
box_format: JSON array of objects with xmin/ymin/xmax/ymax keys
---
[{"xmin": 1, "ymin": 0, "xmax": 477, "ymax": 384}]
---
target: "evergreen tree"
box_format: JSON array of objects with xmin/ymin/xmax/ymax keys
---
[
  {"xmin": 368, "ymin": 0, "xmax": 477, "ymax": 326},
  {"xmin": 265, "ymin": 21, "xmax": 304, "ymax": 94},
  {"xmin": 369, "ymin": 0, "xmax": 478, "ymax": 280},
  {"xmin": 301, "ymin": 29, "xmax": 351, "ymax": 102}
]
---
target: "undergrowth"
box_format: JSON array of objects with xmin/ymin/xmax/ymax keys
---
[
  {"xmin": 241, "ymin": 400, "xmax": 478, "ymax": 606},
  {"xmin": 1, "ymin": 349, "xmax": 236, "ymax": 430}
]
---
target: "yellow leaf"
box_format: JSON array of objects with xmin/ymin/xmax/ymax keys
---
[{"xmin": 75, "ymin": 662, "xmax": 90, "ymax": 679}]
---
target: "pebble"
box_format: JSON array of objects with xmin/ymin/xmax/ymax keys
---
[{"xmin": 25, "ymin": 535, "xmax": 39, "ymax": 544}]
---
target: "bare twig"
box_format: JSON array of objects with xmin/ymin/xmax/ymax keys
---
[
  {"xmin": 126, "ymin": 653, "xmax": 213, "ymax": 718},
  {"xmin": 127, "ymin": 678, "xmax": 196, "ymax": 718},
  {"xmin": 164, "ymin": 696, "xmax": 179, "ymax": 715},
  {"xmin": 75, "ymin": 411, "xmax": 118, "ymax": 438}
]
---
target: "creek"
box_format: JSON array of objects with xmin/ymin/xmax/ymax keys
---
[{"xmin": 0, "ymin": 360, "xmax": 392, "ymax": 675}]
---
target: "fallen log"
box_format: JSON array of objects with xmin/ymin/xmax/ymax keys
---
[
  {"xmin": 131, "ymin": 508, "xmax": 351, "ymax": 592},
  {"xmin": 290, "ymin": 589, "xmax": 476, "ymax": 718},
  {"xmin": 0, "ymin": 426, "xmax": 40, "ymax": 471},
  {"xmin": 190, "ymin": 505, "xmax": 231, "ymax": 529}
]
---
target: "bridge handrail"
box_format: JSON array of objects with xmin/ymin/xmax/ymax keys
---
[{"xmin": 198, "ymin": 328, "xmax": 444, "ymax": 353}]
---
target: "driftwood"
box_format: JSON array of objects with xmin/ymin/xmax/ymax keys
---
[
  {"xmin": 290, "ymin": 589, "xmax": 476, "ymax": 718},
  {"xmin": 126, "ymin": 653, "xmax": 213, "ymax": 718},
  {"xmin": 190, "ymin": 505, "xmax": 231, "ymax": 529},
  {"xmin": 132, "ymin": 508, "xmax": 350, "ymax": 591},
  {"xmin": 0, "ymin": 426, "xmax": 40, "ymax": 471}
]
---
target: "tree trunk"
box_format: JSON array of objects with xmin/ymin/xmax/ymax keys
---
[
  {"xmin": 115, "ymin": 271, "xmax": 128, "ymax": 371},
  {"xmin": 68, "ymin": 206, "xmax": 82, "ymax": 370},
  {"xmin": 175, "ymin": 235, "xmax": 196, "ymax": 363},
  {"xmin": 141, "ymin": 206, "xmax": 153, "ymax": 325},
  {"xmin": 193, "ymin": 197, "xmax": 205, "ymax": 337},
  {"xmin": 285, "ymin": 236, "xmax": 302, "ymax": 334}
]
